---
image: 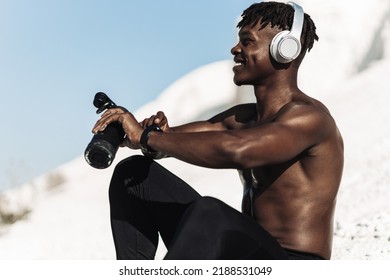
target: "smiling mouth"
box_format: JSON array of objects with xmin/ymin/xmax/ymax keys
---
[
  {"xmin": 233, "ymin": 59, "xmax": 245, "ymax": 72},
  {"xmin": 233, "ymin": 57, "xmax": 246, "ymax": 68}
]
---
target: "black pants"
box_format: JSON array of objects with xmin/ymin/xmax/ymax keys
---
[{"xmin": 109, "ymin": 155, "xmax": 309, "ymax": 260}]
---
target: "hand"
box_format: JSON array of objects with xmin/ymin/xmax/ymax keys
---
[
  {"xmin": 92, "ymin": 107, "xmax": 143, "ymax": 148},
  {"xmin": 140, "ymin": 111, "xmax": 170, "ymax": 132}
]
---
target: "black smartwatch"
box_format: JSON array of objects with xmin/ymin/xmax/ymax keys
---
[{"xmin": 140, "ymin": 125, "xmax": 163, "ymax": 158}]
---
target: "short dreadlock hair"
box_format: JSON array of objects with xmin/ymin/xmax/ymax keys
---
[{"xmin": 237, "ymin": 1, "xmax": 319, "ymax": 54}]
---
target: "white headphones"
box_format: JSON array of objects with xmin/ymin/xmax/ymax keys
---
[{"xmin": 270, "ymin": 2, "xmax": 304, "ymax": 64}]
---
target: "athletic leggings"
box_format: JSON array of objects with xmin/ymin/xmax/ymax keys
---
[{"xmin": 109, "ymin": 155, "xmax": 318, "ymax": 260}]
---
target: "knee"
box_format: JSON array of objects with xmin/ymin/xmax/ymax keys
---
[
  {"xmin": 111, "ymin": 155, "xmax": 152, "ymax": 182},
  {"xmin": 186, "ymin": 196, "xmax": 226, "ymax": 219},
  {"xmin": 109, "ymin": 155, "xmax": 152, "ymax": 194},
  {"xmin": 114, "ymin": 155, "xmax": 152, "ymax": 175}
]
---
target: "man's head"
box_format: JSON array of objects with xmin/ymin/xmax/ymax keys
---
[
  {"xmin": 231, "ymin": 1, "xmax": 319, "ymax": 86},
  {"xmin": 237, "ymin": 1, "xmax": 319, "ymax": 62}
]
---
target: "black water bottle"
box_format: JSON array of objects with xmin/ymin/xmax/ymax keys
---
[{"xmin": 84, "ymin": 92, "xmax": 125, "ymax": 169}]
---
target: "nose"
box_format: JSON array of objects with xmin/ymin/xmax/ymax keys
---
[{"xmin": 231, "ymin": 43, "xmax": 241, "ymax": 56}]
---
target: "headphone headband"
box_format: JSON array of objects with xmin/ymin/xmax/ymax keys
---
[
  {"xmin": 287, "ymin": 2, "xmax": 304, "ymax": 39},
  {"xmin": 269, "ymin": 1, "xmax": 304, "ymax": 64}
]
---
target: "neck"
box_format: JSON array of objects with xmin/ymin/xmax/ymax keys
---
[{"xmin": 253, "ymin": 75, "xmax": 299, "ymax": 121}]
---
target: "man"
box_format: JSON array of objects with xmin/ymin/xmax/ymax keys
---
[{"xmin": 92, "ymin": 1, "xmax": 343, "ymax": 260}]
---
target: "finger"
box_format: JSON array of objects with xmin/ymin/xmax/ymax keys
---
[
  {"xmin": 154, "ymin": 111, "xmax": 166, "ymax": 124},
  {"xmin": 116, "ymin": 106, "xmax": 129, "ymax": 113},
  {"xmin": 147, "ymin": 115, "xmax": 156, "ymax": 126},
  {"xmin": 158, "ymin": 115, "xmax": 167, "ymax": 126},
  {"xmin": 140, "ymin": 118, "xmax": 148, "ymax": 128},
  {"xmin": 156, "ymin": 111, "xmax": 165, "ymax": 119},
  {"xmin": 92, "ymin": 113, "xmax": 120, "ymax": 133}
]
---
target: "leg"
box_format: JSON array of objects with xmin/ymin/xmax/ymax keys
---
[
  {"xmin": 164, "ymin": 196, "xmax": 288, "ymax": 260},
  {"xmin": 109, "ymin": 155, "xmax": 201, "ymax": 259}
]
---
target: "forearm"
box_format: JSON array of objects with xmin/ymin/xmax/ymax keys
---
[
  {"xmin": 171, "ymin": 120, "xmax": 226, "ymax": 133},
  {"xmin": 146, "ymin": 130, "xmax": 240, "ymax": 169},
  {"xmin": 139, "ymin": 120, "xmax": 227, "ymax": 160}
]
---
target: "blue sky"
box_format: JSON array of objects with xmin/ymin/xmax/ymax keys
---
[{"xmin": 0, "ymin": 0, "xmax": 255, "ymax": 190}]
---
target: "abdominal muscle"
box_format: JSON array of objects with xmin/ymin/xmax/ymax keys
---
[{"xmin": 240, "ymin": 169, "xmax": 334, "ymax": 259}]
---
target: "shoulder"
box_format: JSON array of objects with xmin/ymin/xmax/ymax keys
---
[{"xmin": 276, "ymin": 100, "xmax": 337, "ymax": 141}]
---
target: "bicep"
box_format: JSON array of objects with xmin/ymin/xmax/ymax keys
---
[
  {"xmin": 229, "ymin": 113, "xmax": 329, "ymax": 168},
  {"xmin": 231, "ymin": 125, "xmax": 309, "ymax": 167}
]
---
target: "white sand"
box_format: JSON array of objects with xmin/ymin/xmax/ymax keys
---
[{"xmin": 0, "ymin": 0, "xmax": 389, "ymax": 260}]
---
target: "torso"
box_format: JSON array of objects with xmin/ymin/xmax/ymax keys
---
[{"xmin": 224, "ymin": 100, "xmax": 343, "ymax": 259}]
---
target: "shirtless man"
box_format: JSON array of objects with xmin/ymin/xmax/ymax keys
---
[{"xmin": 92, "ymin": 2, "xmax": 344, "ymax": 260}]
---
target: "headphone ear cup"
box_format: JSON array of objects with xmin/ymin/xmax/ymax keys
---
[
  {"xmin": 270, "ymin": 30, "xmax": 301, "ymax": 64},
  {"xmin": 270, "ymin": 31, "xmax": 288, "ymax": 63}
]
